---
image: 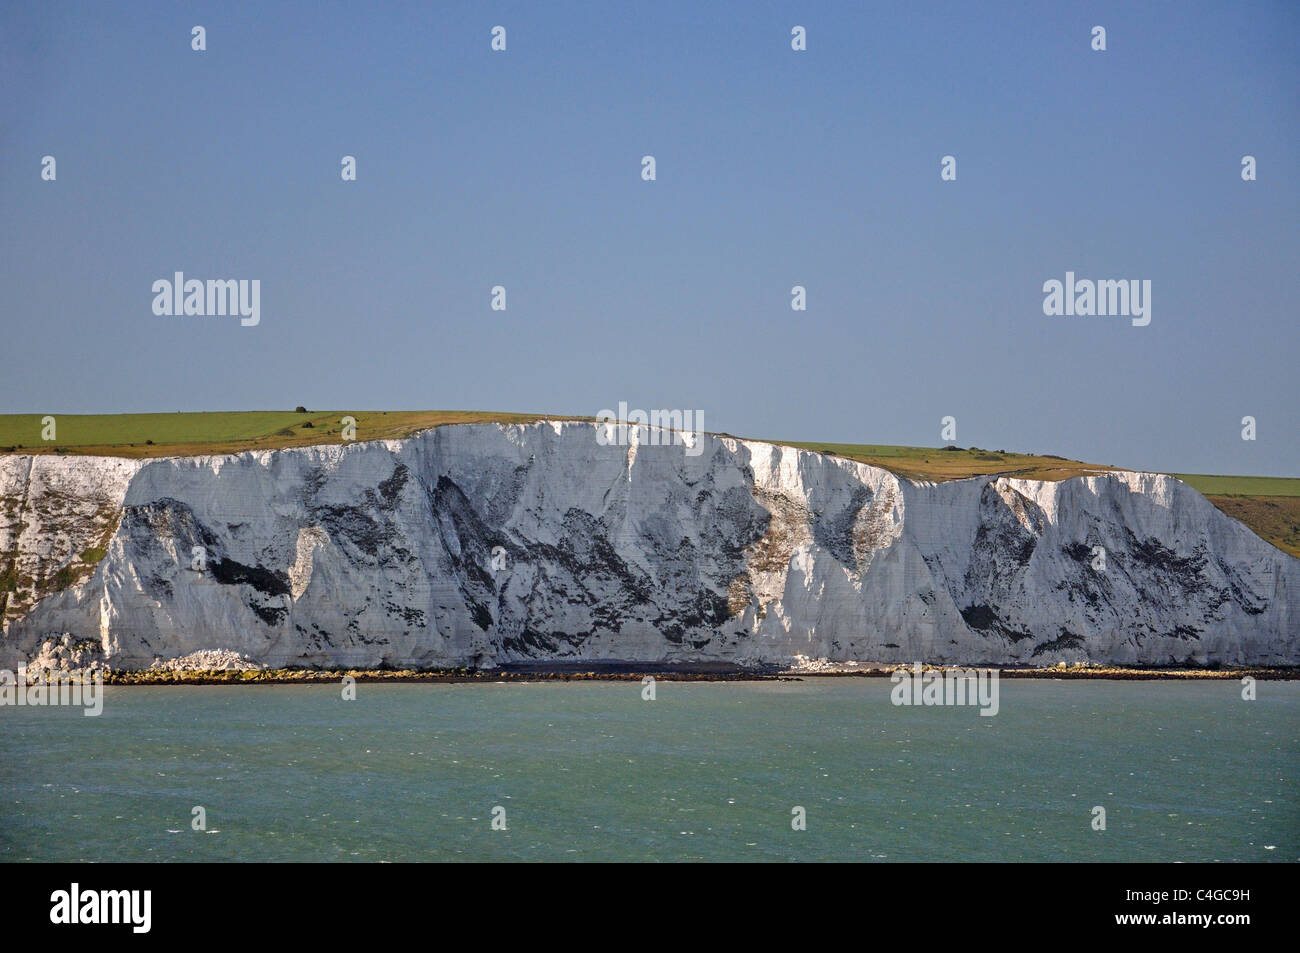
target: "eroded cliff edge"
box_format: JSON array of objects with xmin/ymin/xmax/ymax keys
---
[{"xmin": 1, "ymin": 421, "xmax": 1295, "ymax": 670}]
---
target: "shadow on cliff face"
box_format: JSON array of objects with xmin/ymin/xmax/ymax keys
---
[{"xmin": 428, "ymin": 460, "xmax": 770, "ymax": 660}]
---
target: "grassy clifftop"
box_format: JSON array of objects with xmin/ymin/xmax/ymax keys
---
[
  {"xmin": 776, "ymin": 440, "xmax": 1118, "ymax": 483},
  {"xmin": 1, "ymin": 411, "xmax": 1295, "ymax": 557},
  {"xmin": 0, "ymin": 410, "xmax": 572, "ymax": 458}
]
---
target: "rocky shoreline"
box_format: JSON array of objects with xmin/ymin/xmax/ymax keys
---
[{"xmin": 73, "ymin": 663, "xmax": 1300, "ymax": 686}]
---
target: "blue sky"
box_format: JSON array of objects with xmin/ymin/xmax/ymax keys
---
[{"xmin": 1, "ymin": 1, "xmax": 1296, "ymax": 476}]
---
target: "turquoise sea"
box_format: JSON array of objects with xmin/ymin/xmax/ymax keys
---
[{"xmin": 1, "ymin": 679, "xmax": 1296, "ymax": 862}]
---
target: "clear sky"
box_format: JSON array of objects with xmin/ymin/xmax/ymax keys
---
[{"xmin": 1, "ymin": 1, "xmax": 1295, "ymax": 476}]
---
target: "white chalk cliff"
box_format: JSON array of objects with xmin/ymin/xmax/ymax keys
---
[{"xmin": 1, "ymin": 422, "xmax": 1295, "ymax": 670}]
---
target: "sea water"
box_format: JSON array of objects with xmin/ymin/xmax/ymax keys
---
[{"xmin": 1, "ymin": 679, "xmax": 1295, "ymax": 862}]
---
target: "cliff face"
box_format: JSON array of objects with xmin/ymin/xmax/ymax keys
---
[{"xmin": 0, "ymin": 422, "xmax": 1295, "ymax": 670}]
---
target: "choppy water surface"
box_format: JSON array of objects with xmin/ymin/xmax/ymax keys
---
[{"xmin": 2, "ymin": 679, "xmax": 1295, "ymax": 861}]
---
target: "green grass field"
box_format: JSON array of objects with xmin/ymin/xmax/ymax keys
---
[
  {"xmin": 776, "ymin": 441, "xmax": 1117, "ymax": 483},
  {"xmin": 1, "ymin": 412, "xmax": 1295, "ymax": 557},
  {"xmin": 1167, "ymin": 475, "xmax": 1300, "ymax": 560},
  {"xmin": 0, "ymin": 410, "xmax": 574, "ymax": 458},
  {"xmin": 1172, "ymin": 474, "xmax": 1300, "ymax": 497}
]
